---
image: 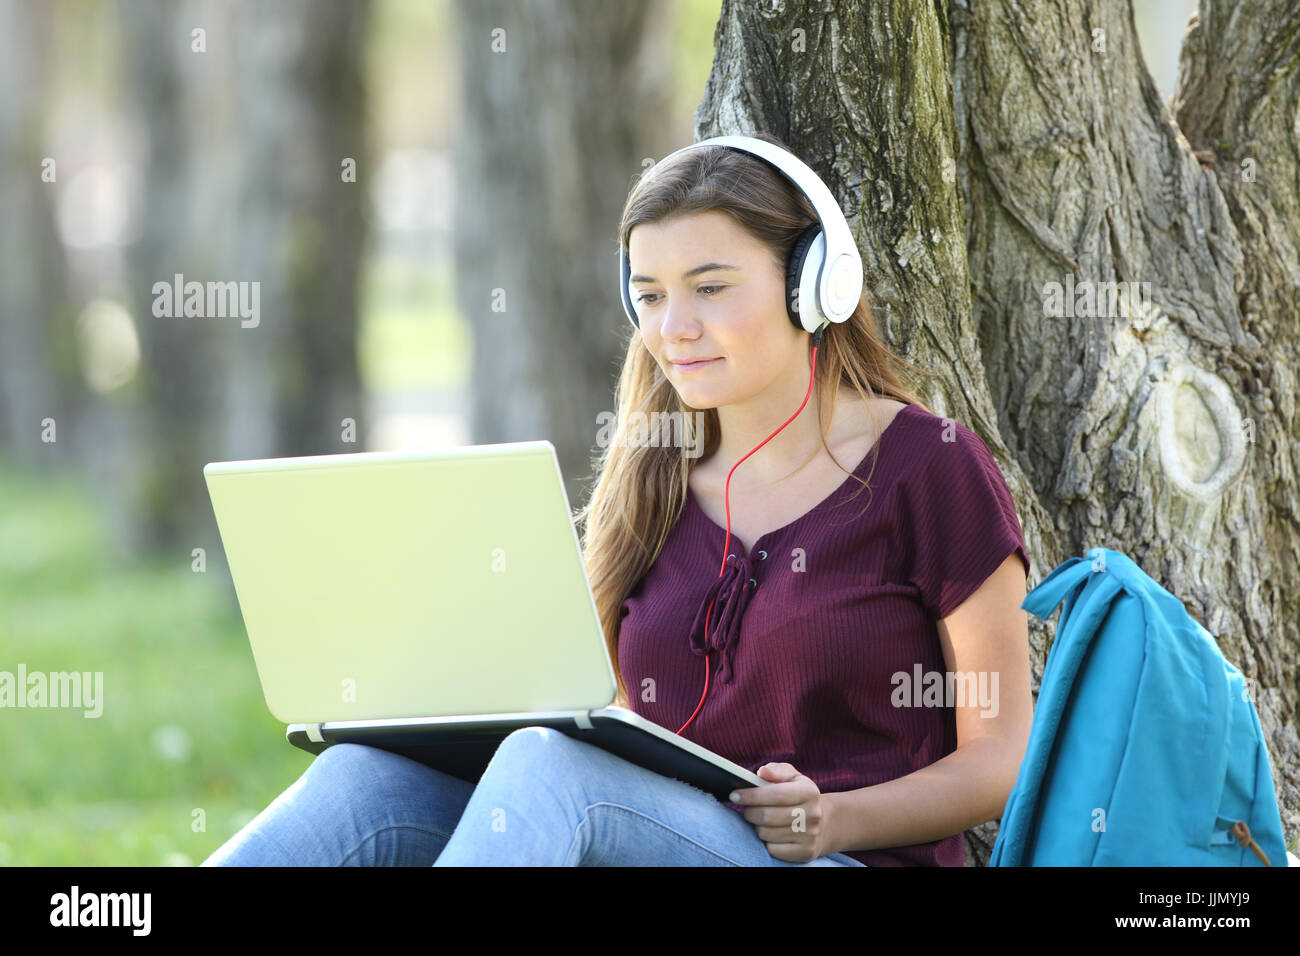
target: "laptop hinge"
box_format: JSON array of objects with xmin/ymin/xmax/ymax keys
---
[
  {"xmin": 573, "ymin": 711, "xmax": 593, "ymax": 730},
  {"xmin": 306, "ymin": 723, "xmax": 326, "ymax": 743}
]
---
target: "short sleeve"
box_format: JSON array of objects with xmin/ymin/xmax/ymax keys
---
[{"xmin": 900, "ymin": 422, "xmax": 1030, "ymax": 620}]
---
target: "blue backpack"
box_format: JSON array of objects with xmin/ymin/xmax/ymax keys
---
[{"xmin": 990, "ymin": 547, "xmax": 1289, "ymax": 866}]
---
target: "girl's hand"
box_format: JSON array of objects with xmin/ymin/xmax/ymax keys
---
[{"xmin": 729, "ymin": 763, "xmax": 834, "ymax": 862}]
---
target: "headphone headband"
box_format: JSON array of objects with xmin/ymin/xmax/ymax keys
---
[{"xmin": 619, "ymin": 135, "xmax": 863, "ymax": 334}]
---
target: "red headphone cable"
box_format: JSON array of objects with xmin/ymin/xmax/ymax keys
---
[{"xmin": 675, "ymin": 323, "xmax": 825, "ymax": 736}]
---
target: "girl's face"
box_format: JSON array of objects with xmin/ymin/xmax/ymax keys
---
[{"xmin": 627, "ymin": 210, "xmax": 803, "ymax": 410}]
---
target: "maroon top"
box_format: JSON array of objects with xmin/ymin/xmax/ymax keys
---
[{"xmin": 617, "ymin": 402, "xmax": 1030, "ymax": 866}]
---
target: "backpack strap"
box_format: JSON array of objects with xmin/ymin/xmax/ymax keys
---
[
  {"xmin": 1021, "ymin": 552, "xmax": 1098, "ymax": 621},
  {"xmin": 994, "ymin": 566, "xmax": 1125, "ymax": 864}
]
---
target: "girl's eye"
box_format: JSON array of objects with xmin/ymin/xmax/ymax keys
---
[{"xmin": 636, "ymin": 286, "xmax": 723, "ymax": 305}]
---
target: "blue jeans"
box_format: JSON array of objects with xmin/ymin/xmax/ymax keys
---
[{"xmin": 201, "ymin": 726, "xmax": 867, "ymax": 866}]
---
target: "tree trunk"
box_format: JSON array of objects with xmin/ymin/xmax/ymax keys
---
[
  {"xmin": 696, "ymin": 0, "xmax": 1299, "ymax": 864},
  {"xmin": 117, "ymin": 0, "xmax": 198, "ymax": 555},
  {"xmin": 0, "ymin": 0, "xmax": 74, "ymax": 472},
  {"xmin": 450, "ymin": 0, "xmax": 675, "ymax": 509},
  {"xmin": 224, "ymin": 0, "xmax": 370, "ymax": 464},
  {"xmin": 119, "ymin": 0, "xmax": 369, "ymax": 555},
  {"xmin": 1171, "ymin": 0, "xmax": 1300, "ymax": 860}
]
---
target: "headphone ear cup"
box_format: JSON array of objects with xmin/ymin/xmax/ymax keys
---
[
  {"xmin": 785, "ymin": 225, "xmax": 823, "ymax": 329},
  {"xmin": 620, "ymin": 248, "xmax": 638, "ymax": 329}
]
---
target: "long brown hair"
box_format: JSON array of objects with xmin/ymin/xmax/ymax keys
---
[{"xmin": 576, "ymin": 131, "xmax": 940, "ymax": 708}]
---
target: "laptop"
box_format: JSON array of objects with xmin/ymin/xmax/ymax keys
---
[{"xmin": 202, "ymin": 440, "xmax": 765, "ymax": 802}]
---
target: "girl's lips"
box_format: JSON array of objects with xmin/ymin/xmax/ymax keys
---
[{"xmin": 672, "ymin": 357, "xmax": 721, "ymax": 370}]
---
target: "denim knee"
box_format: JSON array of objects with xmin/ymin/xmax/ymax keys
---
[
  {"xmin": 480, "ymin": 727, "xmax": 590, "ymax": 789},
  {"xmin": 312, "ymin": 741, "xmax": 387, "ymax": 773},
  {"xmin": 308, "ymin": 742, "xmax": 425, "ymax": 791},
  {"xmin": 490, "ymin": 726, "xmax": 576, "ymax": 769}
]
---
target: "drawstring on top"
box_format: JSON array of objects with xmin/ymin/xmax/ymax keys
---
[{"xmin": 687, "ymin": 552, "xmax": 756, "ymax": 685}]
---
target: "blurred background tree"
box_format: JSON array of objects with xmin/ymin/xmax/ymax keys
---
[
  {"xmin": 449, "ymin": 0, "xmax": 675, "ymax": 505},
  {"xmin": 0, "ymin": 0, "xmax": 76, "ymax": 474},
  {"xmin": 116, "ymin": 0, "xmax": 371, "ymax": 552}
]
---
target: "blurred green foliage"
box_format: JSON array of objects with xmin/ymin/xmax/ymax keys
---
[{"xmin": 359, "ymin": 257, "xmax": 467, "ymax": 391}]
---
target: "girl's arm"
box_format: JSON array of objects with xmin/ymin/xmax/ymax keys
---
[{"xmin": 826, "ymin": 552, "xmax": 1033, "ymax": 854}]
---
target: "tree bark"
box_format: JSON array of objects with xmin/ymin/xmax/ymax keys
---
[
  {"xmin": 0, "ymin": 0, "xmax": 74, "ymax": 472},
  {"xmin": 696, "ymin": 0, "xmax": 1299, "ymax": 864},
  {"xmin": 450, "ymin": 0, "xmax": 675, "ymax": 509},
  {"xmin": 119, "ymin": 0, "xmax": 369, "ymax": 555},
  {"xmin": 1172, "ymin": 0, "xmax": 1300, "ymax": 861},
  {"xmin": 224, "ymin": 0, "xmax": 370, "ymax": 464}
]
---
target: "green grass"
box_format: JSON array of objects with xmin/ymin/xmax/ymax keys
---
[{"xmin": 0, "ymin": 459, "xmax": 313, "ymax": 865}]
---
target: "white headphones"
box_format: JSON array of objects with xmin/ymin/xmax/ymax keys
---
[{"xmin": 619, "ymin": 135, "xmax": 864, "ymax": 335}]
